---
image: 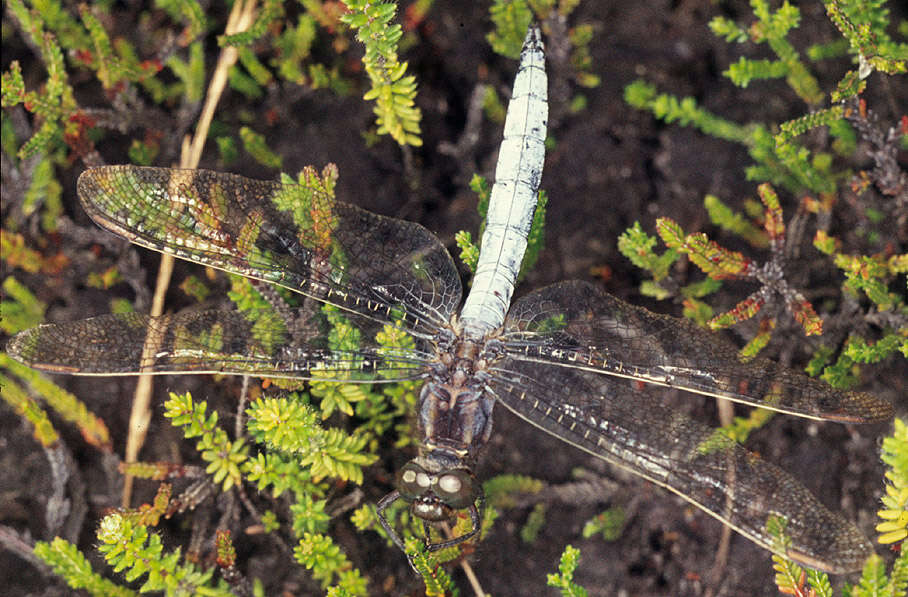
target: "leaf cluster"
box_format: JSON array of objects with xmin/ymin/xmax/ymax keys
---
[
  {"xmin": 623, "ymin": 1, "xmax": 906, "ymax": 383},
  {"xmin": 546, "ymin": 544, "xmax": 588, "ymax": 597},
  {"xmin": 487, "ymin": 0, "xmax": 600, "ymax": 92},
  {"xmin": 340, "ymin": 1, "xmax": 422, "ymax": 146},
  {"xmin": 877, "ymin": 418, "xmax": 908, "ymax": 547},
  {"xmin": 1, "ymin": 352, "xmax": 111, "ymax": 450},
  {"xmin": 620, "ymin": 1, "xmax": 905, "ymax": 591},
  {"xmin": 95, "ymin": 513, "xmax": 234, "ymax": 596}
]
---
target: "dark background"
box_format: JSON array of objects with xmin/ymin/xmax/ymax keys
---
[{"xmin": 1, "ymin": 1, "xmax": 905, "ymax": 595}]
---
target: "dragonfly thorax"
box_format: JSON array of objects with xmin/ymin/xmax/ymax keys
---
[
  {"xmin": 416, "ymin": 380, "xmax": 494, "ymax": 465},
  {"xmin": 437, "ymin": 337, "xmax": 486, "ymax": 382}
]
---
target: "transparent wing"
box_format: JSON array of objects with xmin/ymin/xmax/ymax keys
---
[
  {"xmin": 77, "ymin": 166, "xmax": 462, "ymax": 336},
  {"xmin": 502, "ymin": 280, "xmax": 892, "ymax": 423},
  {"xmin": 7, "ymin": 308, "xmax": 430, "ymax": 382},
  {"xmin": 487, "ymin": 362, "xmax": 874, "ymax": 573}
]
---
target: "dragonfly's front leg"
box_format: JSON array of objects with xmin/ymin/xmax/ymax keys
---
[
  {"xmin": 424, "ymin": 492, "xmax": 485, "ymax": 553},
  {"xmin": 376, "ymin": 481, "xmax": 486, "ymax": 573},
  {"xmin": 376, "ymin": 489, "xmax": 409, "ymax": 553}
]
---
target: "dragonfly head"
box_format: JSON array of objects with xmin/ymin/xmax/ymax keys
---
[
  {"xmin": 396, "ymin": 460, "xmax": 479, "ymax": 521},
  {"xmin": 377, "ymin": 459, "xmax": 486, "ymax": 563}
]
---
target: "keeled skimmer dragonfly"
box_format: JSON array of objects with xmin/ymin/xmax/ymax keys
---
[{"xmin": 7, "ymin": 25, "xmax": 893, "ymax": 575}]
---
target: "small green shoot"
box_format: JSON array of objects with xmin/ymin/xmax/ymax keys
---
[{"xmin": 547, "ymin": 544, "xmax": 588, "ymax": 597}]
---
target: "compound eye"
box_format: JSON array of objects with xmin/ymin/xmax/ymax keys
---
[
  {"xmin": 397, "ymin": 461, "xmax": 431, "ymax": 502},
  {"xmin": 436, "ymin": 469, "xmax": 476, "ymax": 509}
]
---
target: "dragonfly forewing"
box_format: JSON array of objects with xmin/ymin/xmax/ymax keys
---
[
  {"xmin": 487, "ymin": 361, "xmax": 874, "ymax": 574},
  {"xmin": 7, "ymin": 309, "xmax": 429, "ymax": 382},
  {"xmin": 502, "ymin": 280, "xmax": 893, "ymax": 423},
  {"xmin": 78, "ymin": 166, "xmax": 462, "ymax": 337}
]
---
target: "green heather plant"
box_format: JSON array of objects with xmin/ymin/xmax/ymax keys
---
[
  {"xmin": 624, "ymin": 7, "xmax": 906, "ymax": 364},
  {"xmin": 340, "ymin": 1, "xmax": 423, "ymax": 147},
  {"xmin": 547, "ymin": 544, "xmax": 587, "ymax": 597},
  {"xmin": 622, "ymin": 0, "xmax": 906, "ymax": 593}
]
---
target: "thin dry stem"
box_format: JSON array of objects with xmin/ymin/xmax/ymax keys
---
[{"xmin": 121, "ymin": 0, "xmax": 260, "ymax": 506}]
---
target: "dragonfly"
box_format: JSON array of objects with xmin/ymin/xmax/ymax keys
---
[{"xmin": 7, "ymin": 25, "xmax": 893, "ymax": 575}]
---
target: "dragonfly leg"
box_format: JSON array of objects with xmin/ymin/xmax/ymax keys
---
[
  {"xmin": 425, "ymin": 492, "xmax": 486, "ymax": 552},
  {"xmin": 376, "ymin": 489, "xmax": 408, "ymax": 554}
]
